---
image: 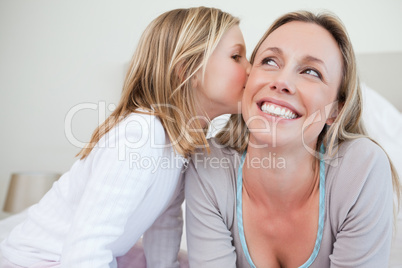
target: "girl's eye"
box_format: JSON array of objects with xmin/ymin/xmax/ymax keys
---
[
  {"xmin": 232, "ymin": 54, "xmax": 241, "ymax": 62},
  {"xmin": 303, "ymin": 69, "xmax": 322, "ymax": 79},
  {"xmin": 261, "ymin": 58, "xmax": 278, "ymax": 67}
]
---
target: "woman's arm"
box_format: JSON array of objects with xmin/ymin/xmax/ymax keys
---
[
  {"xmin": 185, "ymin": 159, "xmax": 237, "ymax": 268},
  {"xmin": 329, "ymin": 139, "xmax": 393, "ymax": 268},
  {"xmin": 143, "ymin": 176, "xmax": 185, "ymax": 268}
]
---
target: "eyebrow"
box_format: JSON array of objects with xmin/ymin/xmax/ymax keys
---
[
  {"xmin": 261, "ymin": 47, "xmax": 283, "ymax": 56},
  {"xmin": 302, "ymin": 56, "xmax": 327, "ymax": 73},
  {"xmin": 232, "ymin": 43, "xmax": 246, "ymax": 51},
  {"xmin": 262, "ymin": 47, "xmax": 328, "ymax": 73}
]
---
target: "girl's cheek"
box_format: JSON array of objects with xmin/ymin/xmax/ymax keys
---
[{"xmin": 237, "ymin": 66, "xmax": 248, "ymax": 84}]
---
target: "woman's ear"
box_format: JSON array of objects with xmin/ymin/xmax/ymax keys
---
[
  {"xmin": 191, "ymin": 69, "xmax": 202, "ymax": 89},
  {"xmin": 325, "ymin": 101, "xmax": 343, "ymax": 126}
]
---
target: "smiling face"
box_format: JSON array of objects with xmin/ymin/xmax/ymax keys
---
[
  {"xmin": 242, "ymin": 21, "xmax": 343, "ymax": 150},
  {"xmin": 195, "ymin": 25, "xmax": 250, "ymax": 120}
]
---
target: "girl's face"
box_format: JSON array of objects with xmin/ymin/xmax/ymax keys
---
[
  {"xmin": 242, "ymin": 21, "xmax": 343, "ymax": 150},
  {"xmin": 196, "ymin": 25, "xmax": 250, "ymax": 120}
]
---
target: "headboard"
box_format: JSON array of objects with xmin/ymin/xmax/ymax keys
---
[
  {"xmin": 355, "ymin": 52, "xmax": 402, "ymax": 178},
  {"xmin": 357, "ymin": 52, "xmax": 402, "ymax": 112}
]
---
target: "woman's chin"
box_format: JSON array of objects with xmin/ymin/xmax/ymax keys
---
[{"xmin": 247, "ymin": 133, "xmax": 298, "ymax": 151}]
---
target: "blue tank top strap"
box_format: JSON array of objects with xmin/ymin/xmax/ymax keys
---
[{"xmin": 236, "ymin": 145, "xmax": 326, "ymax": 268}]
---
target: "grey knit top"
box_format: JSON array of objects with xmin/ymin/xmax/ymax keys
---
[{"xmin": 185, "ymin": 138, "xmax": 393, "ymax": 268}]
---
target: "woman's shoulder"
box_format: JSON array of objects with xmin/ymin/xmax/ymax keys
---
[
  {"xmin": 324, "ymin": 137, "xmax": 388, "ymax": 174},
  {"xmin": 186, "ymin": 138, "xmax": 240, "ymax": 199},
  {"xmin": 185, "ymin": 138, "xmax": 239, "ymax": 221},
  {"xmin": 191, "ymin": 138, "xmax": 240, "ymax": 178},
  {"xmin": 326, "ymin": 137, "xmax": 391, "ymax": 184},
  {"xmin": 337, "ymin": 137, "xmax": 387, "ymax": 160},
  {"xmin": 325, "ymin": 137, "xmax": 393, "ymax": 222}
]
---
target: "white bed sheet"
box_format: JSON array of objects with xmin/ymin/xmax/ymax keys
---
[{"xmin": 1, "ymin": 207, "xmax": 402, "ymax": 266}]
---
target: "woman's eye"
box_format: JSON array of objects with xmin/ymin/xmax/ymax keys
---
[
  {"xmin": 303, "ymin": 69, "xmax": 322, "ymax": 79},
  {"xmin": 231, "ymin": 55, "xmax": 241, "ymax": 62},
  {"xmin": 261, "ymin": 58, "xmax": 278, "ymax": 67}
]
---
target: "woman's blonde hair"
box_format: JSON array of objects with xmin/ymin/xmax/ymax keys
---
[
  {"xmin": 77, "ymin": 7, "xmax": 239, "ymax": 159},
  {"xmin": 217, "ymin": 10, "xmax": 401, "ymax": 217}
]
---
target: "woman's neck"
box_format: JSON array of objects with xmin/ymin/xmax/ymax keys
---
[{"xmin": 242, "ymin": 144, "xmax": 320, "ymax": 213}]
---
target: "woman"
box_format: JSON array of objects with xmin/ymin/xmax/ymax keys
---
[
  {"xmin": 1, "ymin": 7, "xmax": 249, "ymax": 267},
  {"xmin": 185, "ymin": 11, "xmax": 400, "ymax": 267}
]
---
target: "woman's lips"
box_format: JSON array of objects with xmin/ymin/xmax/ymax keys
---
[{"xmin": 257, "ymin": 99, "xmax": 300, "ymax": 120}]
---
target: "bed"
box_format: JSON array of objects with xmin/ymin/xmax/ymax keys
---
[{"xmin": 1, "ymin": 52, "xmax": 402, "ymax": 267}]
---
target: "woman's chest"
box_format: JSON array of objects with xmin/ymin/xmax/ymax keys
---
[{"xmin": 242, "ymin": 200, "xmax": 319, "ymax": 267}]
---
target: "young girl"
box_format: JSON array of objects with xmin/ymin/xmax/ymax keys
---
[
  {"xmin": 185, "ymin": 10, "xmax": 400, "ymax": 267},
  {"xmin": 1, "ymin": 6, "xmax": 249, "ymax": 267}
]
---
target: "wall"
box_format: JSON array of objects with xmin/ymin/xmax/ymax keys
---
[{"xmin": 1, "ymin": 0, "xmax": 402, "ymax": 208}]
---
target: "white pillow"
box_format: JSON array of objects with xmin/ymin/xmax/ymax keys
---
[
  {"xmin": 361, "ymin": 83, "xmax": 402, "ymax": 176},
  {"xmin": 361, "ymin": 83, "xmax": 402, "ymax": 219}
]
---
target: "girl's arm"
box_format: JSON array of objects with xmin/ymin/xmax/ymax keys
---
[
  {"xmin": 60, "ymin": 115, "xmax": 182, "ymax": 267},
  {"xmin": 329, "ymin": 139, "xmax": 393, "ymax": 268},
  {"xmin": 185, "ymin": 159, "xmax": 237, "ymax": 268}
]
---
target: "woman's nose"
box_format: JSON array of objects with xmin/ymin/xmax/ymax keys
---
[{"xmin": 269, "ymin": 72, "xmax": 295, "ymax": 94}]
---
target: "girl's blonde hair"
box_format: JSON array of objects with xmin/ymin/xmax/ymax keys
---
[
  {"xmin": 217, "ymin": 10, "xmax": 401, "ymax": 217},
  {"xmin": 77, "ymin": 7, "xmax": 239, "ymax": 159}
]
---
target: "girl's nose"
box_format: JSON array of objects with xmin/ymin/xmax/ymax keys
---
[{"xmin": 245, "ymin": 61, "xmax": 251, "ymax": 76}]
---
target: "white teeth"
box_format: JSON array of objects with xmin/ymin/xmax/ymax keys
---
[{"xmin": 261, "ymin": 103, "xmax": 297, "ymax": 119}]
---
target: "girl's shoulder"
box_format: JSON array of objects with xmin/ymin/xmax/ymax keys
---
[
  {"xmin": 95, "ymin": 111, "xmax": 166, "ymax": 148},
  {"xmin": 86, "ymin": 111, "xmax": 170, "ymax": 163},
  {"xmin": 120, "ymin": 111, "xmax": 165, "ymax": 134}
]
